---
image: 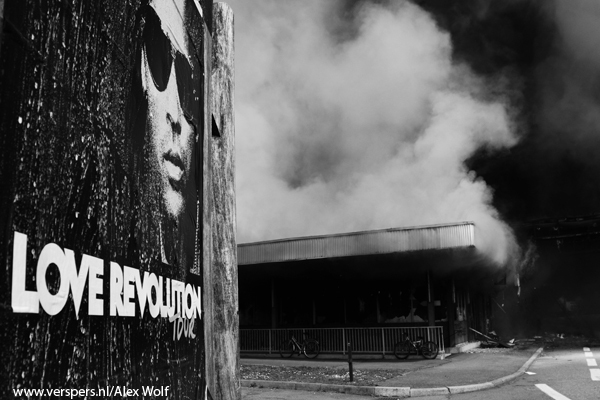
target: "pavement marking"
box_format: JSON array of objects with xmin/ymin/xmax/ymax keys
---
[
  {"xmin": 583, "ymin": 348, "xmax": 599, "ymax": 380},
  {"xmin": 535, "ymin": 384, "xmax": 572, "ymax": 400}
]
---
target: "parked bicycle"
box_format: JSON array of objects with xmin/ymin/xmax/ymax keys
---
[
  {"xmin": 393, "ymin": 333, "xmax": 438, "ymax": 360},
  {"xmin": 279, "ymin": 332, "xmax": 320, "ymax": 359}
]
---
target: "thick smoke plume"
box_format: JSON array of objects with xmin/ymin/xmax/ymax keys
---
[
  {"xmin": 230, "ymin": 0, "xmax": 522, "ymax": 265},
  {"xmin": 464, "ymin": 0, "xmax": 600, "ymax": 222},
  {"xmin": 531, "ymin": 0, "xmax": 600, "ymax": 216}
]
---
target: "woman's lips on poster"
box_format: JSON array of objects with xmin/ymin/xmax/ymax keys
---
[{"xmin": 164, "ymin": 151, "xmax": 184, "ymax": 190}]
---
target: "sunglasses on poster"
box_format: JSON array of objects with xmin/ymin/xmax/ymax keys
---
[{"xmin": 141, "ymin": 5, "xmax": 202, "ymax": 128}]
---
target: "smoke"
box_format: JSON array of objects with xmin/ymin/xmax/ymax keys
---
[
  {"xmin": 535, "ymin": 0, "xmax": 600, "ymax": 186},
  {"xmin": 463, "ymin": 0, "xmax": 600, "ymax": 221},
  {"xmin": 230, "ymin": 0, "xmax": 522, "ymax": 265}
]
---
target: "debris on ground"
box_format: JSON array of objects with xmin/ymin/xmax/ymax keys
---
[
  {"xmin": 469, "ymin": 327, "xmax": 515, "ymax": 348},
  {"xmin": 470, "ymin": 331, "xmax": 600, "ymax": 352},
  {"xmin": 535, "ymin": 333, "xmax": 600, "ymax": 349}
]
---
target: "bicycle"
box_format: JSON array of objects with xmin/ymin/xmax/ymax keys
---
[
  {"xmin": 279, "ymin": 332, "xmax": 320, "ymax": 359},
  {"xmin": 393, "ymin": 333, "xmax": 439, "ymax": 360}
]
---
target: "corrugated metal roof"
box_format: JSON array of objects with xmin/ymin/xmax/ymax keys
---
[{"xmin": 238, "ymin": 222, "xmax": 475, "ymax": 265}]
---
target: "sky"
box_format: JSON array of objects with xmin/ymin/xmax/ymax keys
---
[{"xmin": 226, "ymin": 0, "xmax": 600, "ymax": 268}]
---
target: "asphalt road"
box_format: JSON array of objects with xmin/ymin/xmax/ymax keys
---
[
  {"xmin": 242, "ymin": 346, "xmax": 600, "ymax": 399},
  {"xmin": 444, "ymin": 346, "xmax": 600, "ymax": 400},
  {"xmin": 431, "ymin": 346, "xmax": 600, "ymax": 400}
]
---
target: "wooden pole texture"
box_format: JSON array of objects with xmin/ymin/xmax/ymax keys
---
[
  {"xmin": 203, "ymin": 13, "xmax": 216, "ymax": 398},
  {"xmin": 210, "ymin": 3, "xmax": 239, "ymax": 400}
]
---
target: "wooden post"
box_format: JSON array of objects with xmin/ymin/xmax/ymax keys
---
[
  {"xmin": 202, "ymin": 9, "xmax": 216, "ymax": 399},
  {"xmin": 209, "ymin": 3, "xmax": 239, "ymax": 400},
  {"xmin": 347, "ymin": 342, "xmax": 354, "ymax": 382}
]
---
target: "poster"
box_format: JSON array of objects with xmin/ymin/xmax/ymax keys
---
[{"xmin": 0, "ymin": 0, "xmax": 211, "ymax": 398}]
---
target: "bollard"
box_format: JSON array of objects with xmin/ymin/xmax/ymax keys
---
[{"xmin": 347, "ymin": 342, "xmax": 353, "ymax": 382}]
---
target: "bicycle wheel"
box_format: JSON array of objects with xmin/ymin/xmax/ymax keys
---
[
  {"xmin": 420, "ymin": 341, "xmax": 439, "ymax": 359},
  {"xmin": 394, "ymin": 341, "xmax": 411, "ymax": 360},
  {"xmin": 279, "ymin": 340, "xmax": 295, "ymax": 358},
  {"xmin": 303, "ymin": 339, "xmax": 320, "ymax": 359}
]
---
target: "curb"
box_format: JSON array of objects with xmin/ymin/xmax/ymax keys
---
[
  {"xmin": 242, "ymin": 381, "xmax": 412, "ymax": 398},
  {"xmin": 242, "ymin": 347, "xmax": 544, "ymax": 398}
]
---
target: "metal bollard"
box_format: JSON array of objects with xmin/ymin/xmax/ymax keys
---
[{"xmin": 347, "ymin": 342, "xmax": 353, "ymax": 382}]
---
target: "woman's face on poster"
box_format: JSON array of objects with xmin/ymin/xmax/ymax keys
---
[{"xmin": 142, "ymin": 0, "xmax": 195, "ymax": 222}]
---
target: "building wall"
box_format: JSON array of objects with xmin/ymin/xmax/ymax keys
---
[{"xmin": 239, "ymin": 261, "xmax": 493, "ymax": 347}]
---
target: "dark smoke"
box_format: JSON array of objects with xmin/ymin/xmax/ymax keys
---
[
  {"xmin": 457, "ymin": 0, "xmax": 600, "ymax": 224},
  {"xmin": 444, "ymin": 0, "xmax": 600, "ymax": 335}
]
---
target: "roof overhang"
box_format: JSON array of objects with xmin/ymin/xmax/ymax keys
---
[{"xmin": 238, "ymin": 222, "xmax": 475, "ymax": 266}]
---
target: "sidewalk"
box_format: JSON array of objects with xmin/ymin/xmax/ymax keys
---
[{"xmin": 241, "ymin": 346, "xmax": 544, "ymax": 398}]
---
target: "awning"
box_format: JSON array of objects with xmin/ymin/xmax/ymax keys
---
[{"xmin": 238, "ymin": 222, "xmax": 475, "ymax": 265}]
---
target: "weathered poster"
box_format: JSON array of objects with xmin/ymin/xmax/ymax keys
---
[{"xmin": 0, "ymin": 0, "xmax": 211, "ymax": 398}]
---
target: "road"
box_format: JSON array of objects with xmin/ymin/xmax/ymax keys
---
[
  {"xmin": 448, "ymin": 346, "xmax": 600, "ymax": 400},
  {"xmin": 242, "ymin": 346, "xmax": 600, "ymax": 399}
]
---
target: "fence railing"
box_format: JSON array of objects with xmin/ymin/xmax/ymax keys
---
[{"xmin": 240, "ymin": 326, "xmax": 445, "ymax": 356}]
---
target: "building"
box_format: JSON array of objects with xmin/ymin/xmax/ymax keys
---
[
  {"xmin": 521, "ymin": 215, "xmax": 600, "ymax": 337},
  {"xmin": 238, "ymin": 222, "xmax": 506, "ymax": 352}
]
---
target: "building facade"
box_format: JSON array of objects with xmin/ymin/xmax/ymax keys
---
[{"xmin": 238, "ymin": 222, "xmax": 504, "ymax": 349}]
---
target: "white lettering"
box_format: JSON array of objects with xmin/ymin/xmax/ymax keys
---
[
  {"xmin": 11, "ymin": 232, "xmax": 39, "ymax": 313},
  {"xmin": 37, "ymin": 243, "xmax": 69, "ymax": 315},
  {"xmin": 65, "ymin": 251, "xmax": 87, "ymax": 319},
  {"xmin": 195, "ymin": 286, "xmax": 202, "ymax": 319},
  {"xmin": 110, "ymin": 262, "xmax": 125, "ymax": 316},
  {"xmin": 146, "ymin": 272, "xmax": 160, "ymax": 318},
  {"xmin": 184, "ymin": 284, "xmax": 194, "ymax": 319},
  {"xmin": 160, "ymin": 277, "xmax": 175, "ymax": 317},
  {"xmin": 189, "ymin": 316, "xmax": 196, "ymax": 339},
  {"xmin": 179, "ymin": 317, "xmax": 186, "ymax": 340},
  {"xmin": 9, "ymin": 232, "xmax": 202, "ymax": 322},
  {"xmin": 88, "ymin": 256, "xmax": 104, "ymax": 316},
  {"xmin": 122, "ymin": 266, "xmax": 136, "ymax": 317},
  {"xmin": 157, "ymin": 275, "xmax": 165, "ymax": 317},
  {"xmin": 134, "ymin": 269, "xmax": 148, "ymax": 316},
  {"xmin": 172, "ymin": 280, "xmax": 184, "ymax": 317},
  {"xmin": 170, "ymin": 315, "xmax": 197, "ymax": 341}
]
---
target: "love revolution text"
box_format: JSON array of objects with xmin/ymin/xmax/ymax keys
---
[{"xmin": 10, "ymin": 231, "xmax": 202, "ymax": 320}]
